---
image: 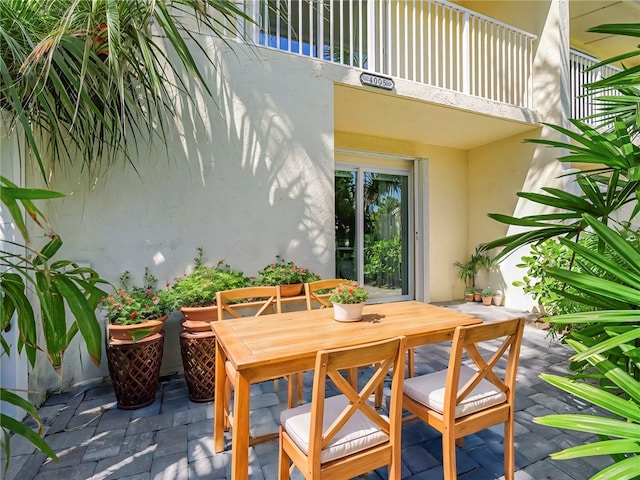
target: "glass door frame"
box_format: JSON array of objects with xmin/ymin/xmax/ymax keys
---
[{"xmin": 335, "ymin": 157, "xmax": 414, "ymax": 304}]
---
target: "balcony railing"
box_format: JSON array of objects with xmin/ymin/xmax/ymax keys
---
[
  {"xmin": 231, "ymin": 1, "xmax": 536, "ymax": 110},
  {"xmin": 570, "ymin": 49, "xmax": 621, "ymax": 122}
]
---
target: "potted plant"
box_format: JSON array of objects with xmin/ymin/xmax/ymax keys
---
[
  {"xmin": 254, "ymin": 255, "xmax": 320, "ymax": 297},
  {"xmin": 164, "ymin": 248, "xmax": 246, "ymax": 402},
  {"xmin": 481, "ymin": 287, "xmax": 495, "ymax": 306},
  {"xmin": 464, "ymin": 286, "xmax": 474, "ymax": 302},
  {"xmin": 102, "ymin": 269, "xmax": 170, "ymax": 342},
  {"xmin": 454, "ymin": 247, "xmax": 494, "ymax": 300},
  {"xmin": 101, "ymin": 269, "xmax": 169, "ymax": 409},
  {"xmin": 473, "ymin": 288, "xmax": 483, "ymax": 302},
  {"xmin": 328, "ymin": 281, "xmax": 369, "ymax": 322},
  {"xmin": 493, "ymin": 290, "xmax": 504, "ymax": 306},
  {"xmin": 164, "ymin": 248, "xmax": 247, "ymax": 328}
]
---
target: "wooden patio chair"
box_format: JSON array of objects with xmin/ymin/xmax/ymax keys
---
[
  {"xmin": 278, "ymin": 335, "xmax": 407, "ymax": 480},
  {"xmin": 216, "ymin": 286, "xmax": 298, "ymax": 417},
  {"xmin": 303, "ymin": 278, "xmax": 348, "ymax": 310},
  {"xmin": 402, "ymin": 317, "xmax": 525, "ymax": 480},
  {"xmin": 304, "ymin": 278, "xmax": 414, "ymax": 406},
  {"xmin": 216, "ymin": 285, "xmax": 281, "ymax": 320}
]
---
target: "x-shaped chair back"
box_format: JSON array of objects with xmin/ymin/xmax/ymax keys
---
[
  {"xmin": 278, "ymin": 335, "xmax": 406, "ymax": 479},
  {"xmin": 446, "ymin": 318, "xmax": 523, "ymax": 416}
]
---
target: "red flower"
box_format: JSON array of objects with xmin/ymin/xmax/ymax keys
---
[
  {"xmin": 118, "ymin": 290, "xmax": 126, "ymax": 297},
  {"xmin": 130, "ymin": 311, "xmax": 138, "ymax": 319}
]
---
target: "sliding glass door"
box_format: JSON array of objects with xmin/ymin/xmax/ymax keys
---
[{"xmin": 335, "ymin": 165, "xmax": 412, "ymax": 302}]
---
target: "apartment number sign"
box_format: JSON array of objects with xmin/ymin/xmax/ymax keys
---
[{"xmin": 360, "ymin": 73, "xmax": 394, "ymax": 91}]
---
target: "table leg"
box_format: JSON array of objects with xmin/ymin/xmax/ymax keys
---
[
  {"xmin": 231, "ymin": 373, "xmax": 251, "ymax": 480},
  {"xmin": 213, "ymin": 340, "xmax": 226, "ymax": 453}
]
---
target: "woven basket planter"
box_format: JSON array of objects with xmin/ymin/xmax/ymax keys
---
[
  {"xmin": 107, "ymin": 331, "xmax": 165, "ymax": 409},
  {"xmin": 179, "ymin": 330, "xmax": 216, "ymax": 402}
]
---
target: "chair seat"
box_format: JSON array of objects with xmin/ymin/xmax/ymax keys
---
[
  {"xmin": 404, "ymin": 365, "xmax": 507, "ymax": 418},
  {"xmin": 280, "ymin": 394, "xmax": 389, "ymax": 464}
]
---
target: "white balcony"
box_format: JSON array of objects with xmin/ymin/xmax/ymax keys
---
[
  {"xmin": 232, "ymin": 0, "xmax": 537, "ymax": 110},
  {"xmin": 570, "ymin": 49, "xmax": 621, "ymax": 123}
]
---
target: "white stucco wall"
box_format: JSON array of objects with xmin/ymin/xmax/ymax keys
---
[
  {"xmin": 467, "ymin": 0, "xmax": 570, "ymax": 310},
  {"xmin": 26, "ymin": 41, "xmax": 345, "ymax": 392},
  {"xmin": 10, "ymin": 0, "xmax": 571, "ymax": 394}
]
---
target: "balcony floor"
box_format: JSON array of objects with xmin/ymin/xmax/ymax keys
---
[{"xmin": 6, "ymin": 304, "xmax": 612, "ymax": 480}]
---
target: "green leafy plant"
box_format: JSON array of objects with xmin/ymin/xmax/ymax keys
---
[
  {"xmin": 0, "ymin": 0, "xmax": 255, "ymax": 180},
  {"xmin": 329, "ymin": 281, "xmax": 369, "ymax": 304},
  {"xmin": 254, "ymin": 256, "xmax": 320, "ymax": 286},
  {"xmin": 364, "ymin": 238, "xmax": 401, "ymax": 288},
  {"xmin": 164, "ymin": 248, "xmax": 247, "ymax": 309},
  {"xmin": 481, "ymin": 287, "xmax": 495, "ymax": 297},
  {"xmin": 454, "ymin": 246, "xmax": 493, "ymax": 289},
  {"xmin": 1, "ymin": 175, "xmax": 108, "ymax": 472},
  {"xmin": 101, "ymin": 269, "xmax": 169, "ymax": 325},
  {"xmin": 483, "ymin": 22, "xmax": 640, "ymax": 478}
]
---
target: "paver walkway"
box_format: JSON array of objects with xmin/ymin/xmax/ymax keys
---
[{"xmin": 4, "ymin": 305, "xmax": 613, "ymax": 480}]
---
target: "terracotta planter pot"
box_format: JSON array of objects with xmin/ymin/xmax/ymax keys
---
[
  {"xmin": 280, "ymin": 283, "xmax": 304, "ymax": 297},
  {"xmin": 107, "ymin": 315, "xmax": 167, "ymax": 342},
  {"xmin": 473, "ymin": 292, "xmax": 482, "ymax": 302},
  {"xmin": 481, "ymin": 296, "xmax": 493, "ymax": 306},
  {"xmin": 464, "ymin": 293, "xmax": 474, "ymax": 302},
  {"xmin": 181, "ymin": 306, "xmax": 217, "ymax": 332},
  {"xmin": 332, "ymin": 302, "xmax": 365, "ymax": 322},
  {"xmin": 180, "ymin": 305, "xmax": 218, "ymax": 322}
]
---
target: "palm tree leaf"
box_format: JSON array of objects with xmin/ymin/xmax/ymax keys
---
[
  {"xmin": 571, "ymin": 328, "xmax": 640, "ymax": 363},
  {"xmin": 558, "ymin": 238, "xmax": 640, "ymax": 290},
  {"xmin": 541, "ymin": 374, "xmax": 640, "ymax": 422},
  {"xmin": 551, "ymin": 311, "xmax": 640, "ymax": 324},
  {"xmin": 545, "ymin": 267, "xmax": 640, "ymax": 306},
  {"xmin": 582, "ymin": 214, "xmax": 640, "ymax": 277},
  {"xmin": 591, "ymin": 456, "xmax": 640, "ymax": 480},
  {"xmin": 534, "ymin": 414, "xmax": 640, "ymax": 439},
  {"xmin": 548, "ymin": 439, "xmax": 640, "ymax": 460},
  {"xmin": 566, "ymin": 339, "xmax": 640, "ymax": 403}
]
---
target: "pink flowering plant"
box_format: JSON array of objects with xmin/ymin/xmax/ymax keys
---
[
  {"xmin": 329, "ymin": 281, "xmax": 369, "ymax": 304},
  {"xmin": 101, "ymin": 269, "xmax": 169, "ymax": 325},
  {"xmin": 254, "ymin": 255, "xmax": 320, "ymax": 285}
]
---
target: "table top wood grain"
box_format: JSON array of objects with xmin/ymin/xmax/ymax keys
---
[{"xmin": 211, "ymin": 301, "xmax": 482, "ymax": 379}]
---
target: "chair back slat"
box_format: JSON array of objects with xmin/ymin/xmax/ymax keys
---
[
  {"xmin": 216, "ymin": 286, "xmax": 282, "ymax": 320},
  {"xmin": 304, "ymin": 279, "xmax": 348, "ymax": 310}
]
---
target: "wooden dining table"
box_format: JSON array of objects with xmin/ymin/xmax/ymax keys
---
[{"xmin": 211, "ymin": 300, "xmax": 481, "ymax": 480}]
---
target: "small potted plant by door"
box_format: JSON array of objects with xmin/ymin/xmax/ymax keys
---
[
  {"xmin": 493, "ymin": 290, "xmax": 504, "ymax": 306},
  {"xmin": 254, "ymin": 255, "xmax": 320, "ymax": 297},
  {"xmin": 464, "ymin": 286, "xmax": 474, "ymax": 302},
  {"xmin": 329, "ymin": 281, "xmax": 369, "ymax": 322},
  {"xmin": 481, "ymin": 287, "xmax": 495, "ymax": 306},
  {"xmin": 102, "ymin": 269, "xmax": 170, "ymax": 409}
]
